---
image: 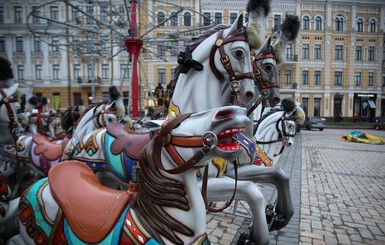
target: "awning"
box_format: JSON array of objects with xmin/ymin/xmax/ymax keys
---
[{"xmin": 368, "ymin": 100, "xmax": 376, "ymax": 109}]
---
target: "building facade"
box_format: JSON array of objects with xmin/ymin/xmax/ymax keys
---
[{"xmin": 0, "ymin": 0, "xmax": 384, "ymax": 121}]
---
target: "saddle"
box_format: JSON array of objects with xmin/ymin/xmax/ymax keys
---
[
  {"xmin": 107, "ymin": 122, "xmax": 152, "ymax": 160},
  {"xmin": 49, "ymin": 160, "xmax": 130, "ymax": 243},
  {"xmin": 32, "ymin": 134, "xmax": 63, "ymax": 161}
]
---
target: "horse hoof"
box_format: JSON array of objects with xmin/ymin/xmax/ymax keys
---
[{"xmin": 237, "ymin": 233, "xmax": 256, "ymax": 245}]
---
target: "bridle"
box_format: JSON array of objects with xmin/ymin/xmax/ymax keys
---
[
  {"xmin": 255, "ymin": 111, "xmax": 296, "ymax": 156},
  {"xmin": 152, "ymin": 113, "xmax": 239, "ymax": 212},
  {"xmin": 93, "ymin": 102, "xmax": 117, "ymax": 128},
  {"xmin": 252, "ymin": 53, "xmax": 280, "ymax": 90},
  {"xmin": 153, "ymin": 113, "xmax": 217, "ymax": 175},
  {"xmin": 209, "ymin": 28, "xmax": 254, "ymax": 106}
]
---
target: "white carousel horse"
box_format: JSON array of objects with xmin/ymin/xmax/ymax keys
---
[
  {"xmin": 169, "ymin": 12, "xmax": 302, "ymax": 244},
  {"xmin": 8, "ymin": 105, "xmax": 250, "ymax": 245},
  {"xmin": 0, "ymin": 83, "xmax": 21, "ymax": 242}
]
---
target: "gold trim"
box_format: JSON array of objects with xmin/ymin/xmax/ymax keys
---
[
  {"xmin": 130, "ymin": 209, "xmax": 152, "ymax": 238},
  {"xmin": 37, "ymin": 181, "xmax": 55, "ymax": 226},
  {"xmin": 168, "ymin": 100, "xmax": 181, "ymax": 119}
]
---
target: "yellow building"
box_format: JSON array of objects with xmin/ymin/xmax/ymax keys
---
[{"xmin": 0, "ymin": 0, "xmax": 384, "ymax": 121}]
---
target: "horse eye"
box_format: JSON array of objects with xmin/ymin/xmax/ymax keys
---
[
  {"xmin": 108, "ymin": 118, "xmax": 113, "ymax": 122},
  {"xmin": 264, "ymin": 65, "xmax": 272, "ymax": 71},
  {"xmin": 233, "ymin": 50, "xmax": 244, "ymax": 59}
]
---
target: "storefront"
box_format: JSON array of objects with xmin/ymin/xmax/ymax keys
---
[{"xmin": 353, "ymin": 93, "xmax": 377, "ymax": 122}]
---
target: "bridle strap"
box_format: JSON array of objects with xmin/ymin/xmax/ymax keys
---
[
  {"xmin": 93, "ymin": 103, "xmax": 116, "ymax": 128},
  {"xmin": 209, "ymin": 29, "xmax": 254, "ymax": 82},
  {"xmin": 153, "ymin": 113, "xmax": 213, "ymax": 175},
  {"xmin": 201, "ymin": 158, "xmax": 239, "ymax": 212},
  {"xmin": 252, "ymin": 54, "xmax": 280, "ymax": 90}
]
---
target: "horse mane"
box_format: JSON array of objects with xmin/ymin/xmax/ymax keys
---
[
  {"xmin": 75, "ymin": 100, "xmax": 106, "ymax": 126},
  {"xmin": 167, "ymin": 24, "xmax": 230, "ymax": 102},
  {"xmin": 257, "ymin": 108, "xmax": 283, "ymax": 124},
  {"xmin": 134, "ymin": 140, "xmax": 193, "ymax": 245}
]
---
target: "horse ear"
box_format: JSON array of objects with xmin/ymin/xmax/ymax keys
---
[
  {"xmin": 225, "ymin": 14, "xmax": 244, "ymax": 37},
  {"xmin": 256, "ymin": 36, "xmax": 272, "ymax": 56},
  {"xmin": 4, "ymin": 83, "xmax": 19, "ymax": 97}
]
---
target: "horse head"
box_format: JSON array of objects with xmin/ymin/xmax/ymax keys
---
[
  {"xmin": 153, "ymin": 105, "xmax": 251, "ymax": 173},
  {"xmin": 169, "ymin": 2, "xmax": 270, "ymax": 117},
  {"xmin": 136, "ymin": 105, "xmax": 250, "ymax": 244},
  {"xmin": 0, "ymin": 83, "xmax": 20, "ymax": 144},
  {"xmin": 251, "ymin": 15, "xmax": 300, "ymax": 109},
  {"xmin": 254, "ymin": 98, "xmax": 297, "ymax": 159},
  {"xmin": 74, "ymin": 86, "xmax": 125, "ymax": 138}
]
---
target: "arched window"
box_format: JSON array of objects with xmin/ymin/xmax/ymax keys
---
[
  {"xmin": 315, "ymin": 16, "xmax": 322, "ymax": 30},
  {"xmin": 335, "ymin": 16, "xmax": 344, "ymax": 31},
  {"xmin": 357, "ymin": 18, "xmax": 363, "ymax": 32},
  {"xmin": 369, "ymin": 19, "xmax": 376, "ymax": 33},
  {"xmin": 303, "ymin": 16, "xmax": 310, "ymax": 30},
  {"xmin": 170, "ymin": 12, "xmax": 178, "ymax": 26},
  {"xmin": 157, "ymin": 12, "xmax": 165, "ymax": 26},
  {"xmin": 183, "ymin": 12, "xmax": 191, "ymax": 26}
]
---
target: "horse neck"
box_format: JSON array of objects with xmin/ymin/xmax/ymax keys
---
[
  {"xmin": 255, "ymin": 112, "xmax": 281, "ymax": 159},
  {"xmin": 134, "ymin": 142, "xmax": 206, "ymax": 244},
  {"xmin": 73, "ymin": 109, "xmax": 97, "ymax": 139},
  {"xmin": 171, "ymin": 62, "xmax": 225, "ymax": 114}
]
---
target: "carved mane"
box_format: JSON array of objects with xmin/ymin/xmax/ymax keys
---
[{"xmin": 134, "ymin": 140, "xmax": 193, "ymax": 245}]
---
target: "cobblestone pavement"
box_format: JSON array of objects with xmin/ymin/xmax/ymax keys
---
[{"xmin": 206, "ymin": 128, "xmax": 385, "ymax": 245}]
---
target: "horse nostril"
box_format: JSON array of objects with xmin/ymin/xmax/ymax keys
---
[
  {"xmin": 288, "ymin": 143, "xmax": 292, "ymax": 146},
  {"xmin": 246, "ymin": 91, "xmax": 254, "ymax": 100},
  {"xmin": 215, "ymin": 109, "xmax": 233, "ymax": 120},
  {"xmin": 273, "ymin": 97, "xmax": 280, "ymax": 104}
]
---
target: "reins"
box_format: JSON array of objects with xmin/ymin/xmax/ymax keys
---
[
  {"xmin": 152, "ymin": 113, "xmax": 240, "ymax": 212},
  {"xmin": 255, "ymin": 111, "xmax": 296, "ymax": 156}
]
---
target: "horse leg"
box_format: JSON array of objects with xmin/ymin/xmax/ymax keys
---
[
  {"xmin": 201, "ymin": 177, "xmax": 270, "ymax": 245},
  {"xmin": 229, "ymin": 165, "xmax": 294, "ymax": 231}
]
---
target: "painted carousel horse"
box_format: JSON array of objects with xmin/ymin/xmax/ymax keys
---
[
  {"xmin": 0, "ymin": 83, "xmax": 21, "ymax": 241},
  {"xmin": 8, "ymin": 105, "xmax": 250, "ymax": 245},
  {"xmin": 168, "ymin": 9, "xmax": 302, "ymax": 244},
  {"xmin": 26, "ymin": 109, "xmax": 63, "ymax": 139}
]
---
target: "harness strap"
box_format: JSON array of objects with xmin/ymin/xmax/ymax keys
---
[
  {"xmin": 209, "ymin": 29, "xmax": 254, "ymax": 82},
  {"xmin": 201, "ymin": 159, "xmax": 239, "ymax": 212}
]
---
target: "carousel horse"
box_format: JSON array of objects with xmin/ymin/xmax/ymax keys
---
[
  {"xmin": 26, "ymin": 109, "xmax": 62, "ymax": 139},
  {"xmin": 0, "ymin": 83, "xmax": 22, "ymax": 241},
  {"xmin": 168, "ymin": 9, "xmax": 302, "ymax": 244},
  {"xmin": 8, "ymin": 105, "xmax": 250, "ymax": 245}
]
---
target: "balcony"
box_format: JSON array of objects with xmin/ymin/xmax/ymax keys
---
[
  {"xmin": 76, "ymin": 76, "xmax": 102, "ymax": 87},
  {"xmin": 49, "ymin": 51, "xmax": 61, "ymax": 60},
  {"xmin": 31, "ymin": 51, "xmax": 44, "ymax": 60},
  {"xmin": 13, "ymin": 51, "xmax": 25, "ymax": 60}
]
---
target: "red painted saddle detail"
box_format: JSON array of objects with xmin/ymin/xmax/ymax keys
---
[
  {"xmin": 49, "ymin": 161, "xmax": 130, "ymax": 243},
  {"xmin": 32, "ymin": 134, "xmax": 63, "ymax": 161},
  {"xmin": 107, "ymin": 122, "xmax": 152, "ymax": 160}
]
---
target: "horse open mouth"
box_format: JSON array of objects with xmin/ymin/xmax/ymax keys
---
[{"xmin": 217, "ymin": 127, "xmax": 245, "ymax": 151}]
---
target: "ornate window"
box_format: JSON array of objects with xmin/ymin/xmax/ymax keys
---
[
  {"xmin": 183, "ymin": 12, "xmax": 191, "ymax": 26},
  {"xmin": 315, "ymin": 16, "xmax": 322, "ymax": 30},
  {"xmin": 303, "ymin": 16, "xmax": 310, "ymax": 30},
  {"xmin": 369, "ymin": 19, "xmax": 376, "ymax": 33},
  {"xmin": 335, "ymin": 16, "xmax": 344, "ymax": 31},
  {"xmin": 170, "ymin": 12, "xmax": 178, "ymax": 26},
  {"xmin": 357, "ymin": 18, "xmax": 363, "ymax": 32},
  {"xmin": 157, "ymin": 12, "xmax": 165, "ymax": 26}
]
